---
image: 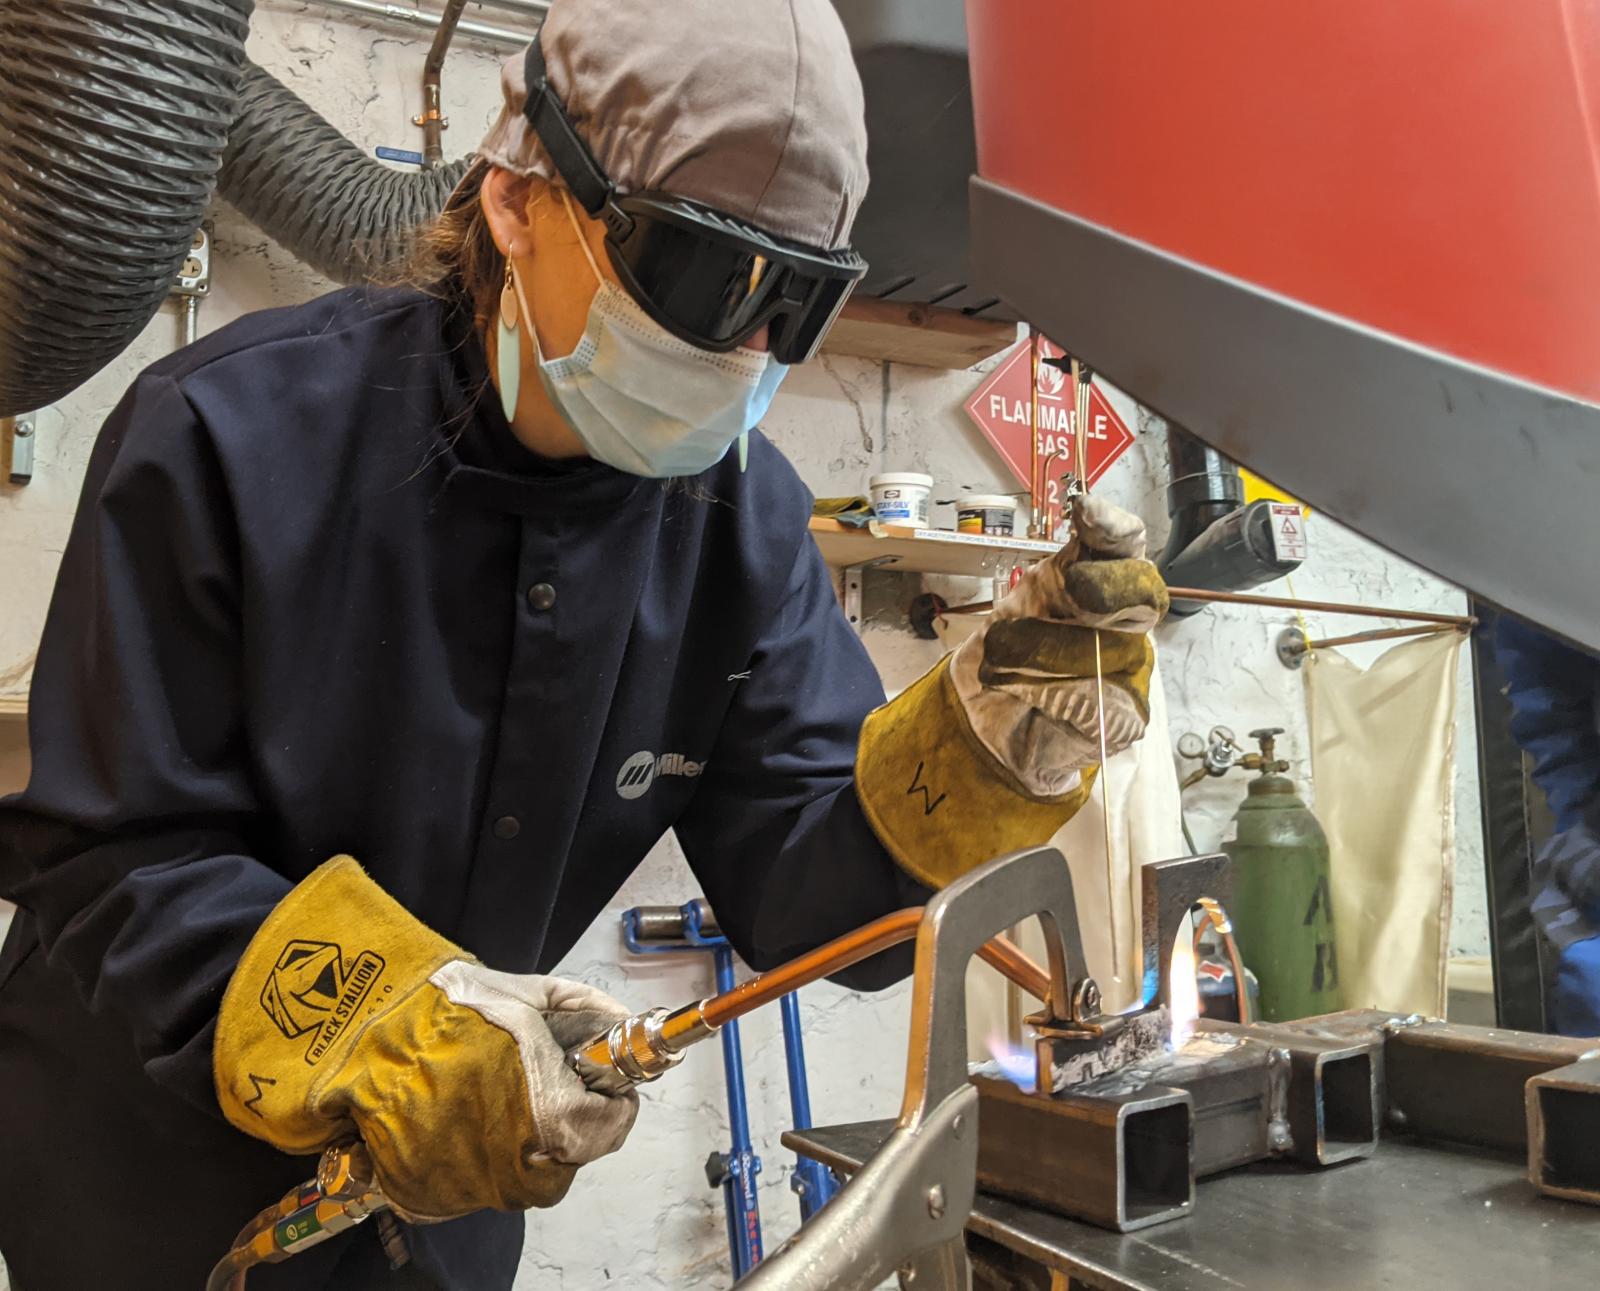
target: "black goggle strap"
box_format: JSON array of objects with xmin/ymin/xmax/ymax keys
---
[{"xmin": 521, "ymin": 40, "xmax": 633, "ymax": 240}]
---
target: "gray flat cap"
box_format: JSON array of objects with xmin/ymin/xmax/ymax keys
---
[{"xmin": 478, "ymin": 0, "xmax": 868, "ymax": 249}]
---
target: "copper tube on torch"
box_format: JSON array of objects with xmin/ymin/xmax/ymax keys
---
[
  {"xmin": 700, "ymin": 909, "xmax": 1047, "ymax": 1028},
  {"xmin": 568, "ymin": 910, "xmax": 1052, "ymax": 1090}
]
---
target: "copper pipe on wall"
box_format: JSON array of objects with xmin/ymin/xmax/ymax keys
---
[
  {"xmin": 940, "ymin": 585, "xmax": 1475, "ymax": 627},
  {"xmin": 418, "ymin": 0, "xmax": 470, "ymax": 168},
  {"xmin": 1164, "ymin": 586, "xmax": 1474, "ymax": 626},
  {"xmin": 1288, "ymin": 623, "xmax": 1465, "ymax": 654}
]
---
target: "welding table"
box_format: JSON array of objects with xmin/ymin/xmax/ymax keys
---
[{"xmin": 786, "ymin": 1121, "xmax": 1600, "ymax": 1290}]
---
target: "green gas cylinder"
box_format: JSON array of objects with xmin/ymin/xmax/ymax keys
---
[{"xmin": 1220, "ymin": 728, "xmax": 1341, "ymax": 1021}]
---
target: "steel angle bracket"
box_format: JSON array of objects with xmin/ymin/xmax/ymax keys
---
[{"xmin": 741, "ymin": 846, "xmax": 1092, "ymax": 1291}]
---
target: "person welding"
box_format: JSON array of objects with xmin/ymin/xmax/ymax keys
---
[{"xmin": 0, "ymin": 1, "xmax": 1166, "ymax": 1287}]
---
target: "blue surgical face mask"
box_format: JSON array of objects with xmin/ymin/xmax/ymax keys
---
[{"xmin": 515, "ymin": 192, "xmax": 789, "ymax": 478}]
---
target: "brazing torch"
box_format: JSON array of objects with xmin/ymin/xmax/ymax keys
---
[
  {"xmin": 209, "ymin": 910, "xmax": 1049, "ymax": 1285},
  {"xmin": 567, "ymin": 907, "xmax": 1050, "ymax": 1093}
]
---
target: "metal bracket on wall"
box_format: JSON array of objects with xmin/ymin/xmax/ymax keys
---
[
  {"xmin": 3, "ymin": 414, "xmax": 36, "ymax": 485},
  {"xmin": 839, "ymin": 558, "xmax": 898, "ymax": 635},
  {"xmin": 1277, "ymin": 626, "xmax": 1308, "ymax": 669},
  {"xmin": 170, "ymin": 222, "xmax": 213, "ymax": 349}
]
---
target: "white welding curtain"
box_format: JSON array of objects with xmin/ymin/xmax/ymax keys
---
[{"xmin": 1306, "ymin": 630, "xmax": 1464, "ymax": 1016}]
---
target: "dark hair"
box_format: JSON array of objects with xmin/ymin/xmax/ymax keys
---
[{"xmin": 412, "ymin": 158, "xmax": 511, "ymax": 328}]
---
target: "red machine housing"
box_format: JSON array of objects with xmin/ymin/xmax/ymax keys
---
[{"xmin": 965, "ymin": 1, "xmax": 1600, "ymax": 649}]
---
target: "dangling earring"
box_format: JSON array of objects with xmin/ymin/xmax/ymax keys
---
[{"xmin": 497, "ymin": 256, "xmax": 521, "ymax": 423}]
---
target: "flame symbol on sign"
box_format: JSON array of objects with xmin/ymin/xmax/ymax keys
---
[{"xmin": 1037, "ymin": 361, "xmax": 1066, "ymax": 398}]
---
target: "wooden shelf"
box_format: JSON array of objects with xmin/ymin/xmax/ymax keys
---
[
  {"xmin": 809, "ymin": 517, "xmax": 1059, "ymax": 577},
  {"xmin": 821, "ymin": 298, "xmax": 1018, "ymax": 370},
  {"xmin": 0, "ymin": 696, "xmax": 26, "ymax": 722}
]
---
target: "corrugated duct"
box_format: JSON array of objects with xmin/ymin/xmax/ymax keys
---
[
  {"xmin": 0, "ymin": 1, "xmax": 481, "ymax": 417},
  {"xmin": 218, "ymin": 62, "xmax": 471, "ymax": 286},
  {"xmin": 0, "ymin": 0, "xmax": 256, "ymax": 415}
]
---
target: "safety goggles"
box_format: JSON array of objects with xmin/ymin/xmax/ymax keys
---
[{"xmin": 521, "ymin": 40, "xmax": 867, "ymax": 365}]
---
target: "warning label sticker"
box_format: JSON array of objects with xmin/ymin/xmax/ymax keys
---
[{"xmin": 1270, "ymin": 503, "xmax": 1307, "ymax": 563}]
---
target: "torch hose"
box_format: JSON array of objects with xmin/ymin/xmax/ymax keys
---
[
  {"xmin": 205, "ymin": 1143, "xmax": 387, "ymax": 1290},
  {"xmin": 1194, "ymin": 897, "xmax": 1253, "ymax": 1025}
]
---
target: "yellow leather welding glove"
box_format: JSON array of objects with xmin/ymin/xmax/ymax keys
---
[
  {"xmin": 215, "ymin": 857, "xmax": 638, "ymax": 1222},
  {"xmin": 858, "ymin": 496, "xmax": 1168, "ymax": 888}
]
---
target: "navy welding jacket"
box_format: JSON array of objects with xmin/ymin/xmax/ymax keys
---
[{"xmin": 0, "ymin": 287, "xmax": 925, "ymax": 1290}]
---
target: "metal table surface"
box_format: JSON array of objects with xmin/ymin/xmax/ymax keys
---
[{"xmin": 785, "ymin": 1121, "xmax": 1600, "ymax": 1290}]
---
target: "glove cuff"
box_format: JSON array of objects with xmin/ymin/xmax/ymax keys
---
[
  {"xmin": 215, "ymin": 855, "xmax": 462, "ymax": 1148},
  {"xmin": 856, "ymin": 656, "xmax": 1094, "ymax": 889}
]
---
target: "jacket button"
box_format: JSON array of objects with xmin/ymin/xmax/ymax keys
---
[
  {"xmin": 527, "ymin": 582, "xmax": 557, "ymax": 611},
  {"xmin": 492, "ymin": 815, "xmax": 521, "ymax": 840}
]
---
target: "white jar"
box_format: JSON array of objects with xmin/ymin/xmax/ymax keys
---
[
  {"xmin": 956, "ymin": 493, "xmax": 1019, "ymax": 537},
  {"xmin": 868, "ymin": 472, "xmax": 934, "ymax": 526}
]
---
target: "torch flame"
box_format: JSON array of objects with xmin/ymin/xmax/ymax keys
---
[
  {"xmin": 981, "ymin": 1030, "xmax": 1037, "ymax": 1093},
  {"xmin": 1169, "ymin": 922, "xmax": 1201, "ymax": 1049}
]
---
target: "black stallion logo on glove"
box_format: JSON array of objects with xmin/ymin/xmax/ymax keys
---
[{"xmin": 260, "ymin": 939, "xmax": 386, "ymax": 1065}]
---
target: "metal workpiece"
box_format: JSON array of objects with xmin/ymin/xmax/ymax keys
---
[
  {"xmin": 1527, "ymin": 1056, "xmax": 1600, "ymax": 1205},
  {"xmin": 974, "ymin": 1074, "xmax": 1194, "ymax": 1233},
  {"xmin": 1265, "ymin": 1009, "xmax": 1598, "ymax": 1156},
  {"xmin": 1140, "ymin": 854, "xmax": 1230, "ymax": 1012},
  {"xmin": 1143, "ymin": 1032, "xmax": 1283, "ymax": 1176},
  {"xmin": 1377, "ymin": 1018, "xmax": 1550, "ymax": 1151},
  {"xmin": 1033, "ymin": 1007, "xmax": 1170, "ymax": 1095},
  {"xmin": 978, "ymin": 1022, "xmax": 1379, "ymax": 1234},
  {"xmin": 1375, "ymin": 1015, "xmax": 1594, "ymax": 1153},
  {"xmin": 1196, "ymin": 1019, "xmax": 1380, "ymax": 1166}
]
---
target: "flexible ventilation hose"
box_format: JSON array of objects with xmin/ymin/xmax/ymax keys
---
[
  {"xmin": 0, "ymin": 5, "xmax": 474, "ymax": 416},
  {"xmin": 0, "ymin": 0, "xmax": 256, "ymax": 417},
  {"xmin": 219, "ymin": 62, "xmax": 472, "ymax": 286}
]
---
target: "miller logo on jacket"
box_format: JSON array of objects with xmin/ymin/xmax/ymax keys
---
[{"xmin": 615, "ymin": 750, "xmax": 706, "ymax": 800}]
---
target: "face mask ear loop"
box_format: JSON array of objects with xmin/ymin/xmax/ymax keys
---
[
  {"xmin": 508, "ymin": 253, "xmax": 543, "ymax": 370},
  {"xmin": 560, "ymin": 187, "xmax": 606, "ymax": 287}
]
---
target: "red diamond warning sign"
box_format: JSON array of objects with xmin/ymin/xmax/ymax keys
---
[{"xmin": 964, "ymin": 338, "xmax": 1135, "ymax": 502}]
